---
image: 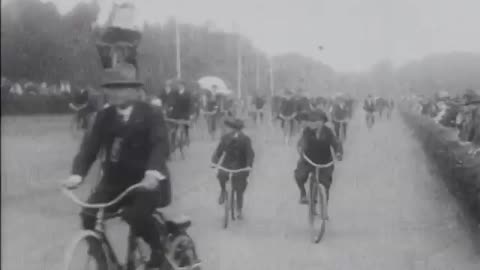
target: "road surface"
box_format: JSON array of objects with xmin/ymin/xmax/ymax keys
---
[{"xmin": 2, "ymin": 110, "xmax": 479, "ymax": 270}]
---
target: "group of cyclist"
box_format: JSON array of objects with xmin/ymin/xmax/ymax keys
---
[
  {"xmin": 64, "ymin": 64, "xmax": 397, "ymax": 268},
  {"xmin": 363, "ymin": 94, "xmax": 395, "ymax": 129}
]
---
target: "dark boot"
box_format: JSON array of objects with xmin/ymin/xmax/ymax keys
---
[
  {"xmin": 218, "ymin": 189, "xmax": 226, "ymax": 205},
  {"xmin": 299, "ymin": 189, "xmax": 308, "ymax": 205}
]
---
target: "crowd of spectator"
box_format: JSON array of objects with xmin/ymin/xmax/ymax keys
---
[
  {"xmin": 404, "ymin": 88, "xmax": 480, "ymax": 148},
  {"xmin": 1, "ymin": 77, "xmax": 81, "ymax": 115}
]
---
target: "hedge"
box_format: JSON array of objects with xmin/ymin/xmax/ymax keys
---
[
  {"xmin": 400, "ymin": 105, "xmax": 480, "ymax": 225},
  {"xmin": 1, "ymin": 94, "xmax": 72, "ymax": 115}
]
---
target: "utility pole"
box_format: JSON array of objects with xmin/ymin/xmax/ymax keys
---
[
  {"xmin": 236, "ymin": 31, "xmax": 242, "ymax": 100},
  {"xmin": 269, "ymin": 56, "xmax": 274, "ymax": 96},
  {"xmin": 175, "ymin": 18, "xmax": 181, "ymax": 79}
]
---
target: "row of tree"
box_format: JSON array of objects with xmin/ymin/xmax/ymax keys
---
[{"xmin": 2, "ymin": 0, "xmax": 479, "ymax": 100}]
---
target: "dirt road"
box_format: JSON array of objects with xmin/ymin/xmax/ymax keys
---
[{"xmin": 2, "ymin": 111, "xmax": 479, "ymax": 270}]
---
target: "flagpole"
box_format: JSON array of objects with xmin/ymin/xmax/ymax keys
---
[
  {"xmin": 236, "ymin": 26, "xmax": 242, "ymax": 101},
  {"xmin": 255, "ymin": 52, "xmax": 260, "ymax": 92},
  {"xmin": 175, "ymin": 18, "xmax": 181, "ymax": 79},
  {"xmin": 269, "ymin": 56, "xmax": 274, "ymax": 96}
]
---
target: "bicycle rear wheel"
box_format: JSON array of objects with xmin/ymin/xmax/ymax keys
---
[
  {"xmin": 230, "ymin": 189, "xmax": 236, "ymax": 221},
  {"xmin": 308, "ymin": 180, "xmax": 327, "ymax": 244},
  {"xmin": 64, "ymin": 231, "xmax": 109, "ymax": 270},
  {"xmin": 223, "ymin": 191, "xmax": 230, "ymax": 229}
]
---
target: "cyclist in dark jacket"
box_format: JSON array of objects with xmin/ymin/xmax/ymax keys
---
[
  {"xmin": 211, "ymin": 118, "xmax": 255, "ymax": 219},
  {"xmin": 63, "ymin": 63, "xmax": 171, "ymax": 268},
  {"xmin": 295, "ymin": 110, "xmax": 342, "ymax": 204}
]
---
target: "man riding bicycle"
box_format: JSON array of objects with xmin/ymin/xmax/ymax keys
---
[
  {"xmin": 70, "ymin": 88, "xmax": 97, "ymax": 130},
  {"xmin": 278, "ymin": 89, "xmax": 297, "ymax": 132},
  {"xmin": 63, "ymin": 63, "xmax": 172, "ymax": 269},
  {"xmin": 295, "ymin": 110, "xmax": 343, "ymax": 204},
  {"xmin": 364, "ymin": 94, "xmax": 376, "ymax": 128},
  {"xmin": 169, "ymin": 80, "xmax": 194, "ymax": 145},
  {"xmin": 330, "ymin": 98, "xmax": 349, "ymax": 142},
  {"xmin": 211, "ymin": 118, "xmax": 255, "ymax": 219}
]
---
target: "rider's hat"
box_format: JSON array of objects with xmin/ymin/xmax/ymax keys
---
[
  {"xmin": 101, "ymin": 62, "xmax": 143, "ymax": 88},
  {"xmin": 224, "ymin": 118, "xmax": 244, "ymax": 130},
  {"xmin": 308, "ymin": 110, "xmax": 328, "ymax": 123}
]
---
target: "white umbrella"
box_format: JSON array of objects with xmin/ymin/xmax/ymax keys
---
[{"xmin": 197, "ymin": 76, "xmax": 232, "ymax": 95}]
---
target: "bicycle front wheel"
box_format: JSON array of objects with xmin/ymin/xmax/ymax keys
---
[
  {"xmin": 64, "ymin": 231, "xmax": 109, "ymax": 270},
  {"xmin": 308, "ymin": 182, "xmax": 327, "ymax": 244}
]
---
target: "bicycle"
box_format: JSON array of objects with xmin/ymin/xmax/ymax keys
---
[
  {"xmin": 211, "ymin": 164, "xmax": 252, "ymax": 229},
  {"xmin": 332, "ymin": 118, "xmax": 348, "ymax": 144},
  {"xmin": 201, "ymin": 110, "xmax": 217, "ymax": 140},
  {"xmin": 365, "ymin": 111, "xmax": 375, "ymax": 130},
  {"xmin": 302, "ymin": 153, "xmax": 334, "ymax": 244},
  {"xmin": 62, "ymin": 183, "xmax": 202, "ymax": 270},
  {"xmin": 165, "ymin": 118, "xmax": 191, "ymax": 160},
  {"xmin": 279, "ymin": 113, "xmax": 297, "ymax": 145}
]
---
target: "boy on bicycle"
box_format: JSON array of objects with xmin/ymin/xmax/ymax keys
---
[
  {"xmin": 330, "ymin": 98, "xmax": 349, "ymax": 141},
  {"xmin": 63, "ymin": 63, "xmax": 171, "ymax": 269},
  {"xmin": 295, "ymin": 110, "xmax": 343, "ymax": 204},
  {"xmin": 211, "ymin": 118, "xmax": 255, "ymax": 219}
]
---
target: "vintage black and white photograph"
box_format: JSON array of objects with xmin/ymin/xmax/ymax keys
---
[{"xmin": 1, "ymin": 0, "xmax": 479, "ymax": 269}]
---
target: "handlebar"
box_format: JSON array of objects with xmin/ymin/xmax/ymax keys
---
[
  {"xmin": 69, "ymin": 103, "xmax": 88, "ymax": 112},
  {"xmin": 165, "ymin": 117, "xmax": 191, "ymax": 125},
  {"xmin": 211, "ymin": 164, "xmax": 252, "ymax": 174},
  {"xmin": 279, "ymin": 113, "xmax": 297, "ymax": 120},
  {"xmin": 62, "ymin": 183, "xmax": 145, "ymax": 209},
  {"xmin": 201, "ymin": 110, "xmax": 217, "ymax": 116},
  {"xmin": 302, "ymin": 153, "xmax": 334, "ymax": 168}
]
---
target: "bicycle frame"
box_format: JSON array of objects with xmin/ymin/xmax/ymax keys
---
[
  {"xmin": 332, "ymin": 118, "xmax": 348, "ymax": 143},
  {"xmin": 211, "ymin": 164, "xmax": 251, "ymax": 228},
  {"xmin": 63, "ymin": 184, "xmax": 201, "ymax": 270},
  {"xmin": 166, "ymin": 118, "xmax": 191, "ymax": 157},
  {"xmin": 62, "ymin": 184, "xmax": 147, "ymax": 270},
  {"xmin": 302, "ymin": 154, "xmax": 333, "ymax": 221},
  {"xmin": 279, "ymin": 113, "xmax": 297, "ymax": 144}
]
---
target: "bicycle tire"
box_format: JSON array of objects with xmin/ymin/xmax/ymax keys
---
[
  {"xmin": 308, "ymin": 179, "xmax": 327, "ymax": 244},
  {"xmin": 223, "ymin": 191, "xmax": 229, "ymax": 229},
  {"xmin": 231, "ymin": 189, "xmax": 236, "ymax": 221},
  {"xmin": 313, "ymin": 185, "xmax": 327, "ymax": 243},
  {"xmin": 178, "ymin": 128, "xmax": 186, "ymax": 160},
  {"xmin": 64, "ymin": 230, "xmax": 109, "ymax": 270}
]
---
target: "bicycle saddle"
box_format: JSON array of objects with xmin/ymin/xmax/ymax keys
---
[{"xmin": 156, "ymin": 210, "xmax": 192, "ymax": 228}]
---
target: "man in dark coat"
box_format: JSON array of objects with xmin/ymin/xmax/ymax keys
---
[
  {"xmin": 170, "ymin": 80, "xmax": 194, "ymax": 143},
  {"xmin": 211, "ymin": 118, "xmax": 255, "ymax": 219},
  {"xmin": 160, "ymin": 79, "xmax": 178, "ymax": 118},
  {"xmin": 330, "ymin": 99, "xmax": 349, "ymax": 140},
  {"xmin": 295, "ymin": 110, "xmax": 343, "ymax": 204},
  {"xmin": 63, "ymin": 63, "xmax": 171, "ymax": 268}
]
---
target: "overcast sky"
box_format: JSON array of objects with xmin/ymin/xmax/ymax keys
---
[{"xmin": 12, "ymin": 0, "xmax": 480, "ymax": 71}]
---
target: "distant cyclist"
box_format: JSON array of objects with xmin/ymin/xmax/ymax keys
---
[
  {"xmin": 364, "ymin": 94, "xmax": 376, "ymax": 129},
  {"xmin": 295, "ymin": 110, "xmax": 343, "ymax": 204},
  {"xmin": 330, "ymin": 97, "xmax": 349, "ymax": 141}
]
